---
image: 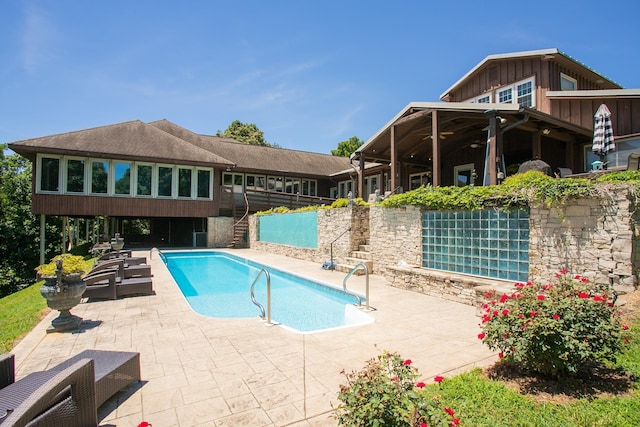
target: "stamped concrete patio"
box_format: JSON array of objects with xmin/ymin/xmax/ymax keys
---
[{"xmin": 11, "ymin": 249, "xmax": 496, "ymax": 426}]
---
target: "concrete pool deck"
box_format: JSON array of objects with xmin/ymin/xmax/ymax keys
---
[{"xmin": 11, "ymin": 249, "xmax": 497, "ymax": 426}]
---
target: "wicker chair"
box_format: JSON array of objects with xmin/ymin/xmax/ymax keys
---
[
  {"xmin": 0, "ymin": 350, "xmax": 141, "ymax": 426},
  {"xmin": 0, "ymin": 358, "xmax": 97, "ymax": 427}
]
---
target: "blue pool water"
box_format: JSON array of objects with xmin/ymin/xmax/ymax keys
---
[{"xmin": 162, "ymin": 251, "xmax": 373, "ymax": 333}]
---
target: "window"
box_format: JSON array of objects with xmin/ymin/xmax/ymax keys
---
[
  {"xmin": 178, "ymin": 168, "xmax": 192, "ymax": 198},
  {"xmin": 136, "ymin": 164, "xmax": 152, "ymax": 196},
  {"xmin": 66, "ymin": 159, "xmax": 85, "ymax": 193},
  {"xmin": 309, "ymin": 180, "xmax": 317, "ymax": 196},
  {"xmin": 91, "ymin": 160, "xmax": 109, "ymax": 194},
  {"xmin": 40, "ymin": 156, "xmax": 60, "ymax": 192},
  {"xmin": 338, "ymin": 180, "xmax": 352, "ymax": 198},
  {"xmin": 465, "ymin": 94, "xmax": 492, "ymax": 103},
  {"xmin": 246, "ymin": 174, "xmax": 266, "ymax": 190},
  {"xmin": 364, "ymin": 175, "xmax": 379, "ymax": 196},
  {"xmin": 267, "ymin": 176, "xmax": 284, "ymax": 192},
  {"xmin": 498, "ymin": 88, "xmax": 513, "ymax": 103},
  {"xmin": 517, "ymin": 80, "xmax": 533, "ymax": 107},
  {"xmin": 560, "ymin": 73, "xmax": 577, "ymax": 91},
  {"xmin": 496, "ymin": 77, "xmax": 535, "ymax": 107},
  {"xmin": 409, "ymin": 172, "xmax": 431, "ymax": 190},
  {"xmin": 158, "ymin": 166, "xmax": 173, "ymax": 197},
  {"xmin": 454, "ymin": 163, "xmax": 475, "ymax": 187},
  {"xmin": 197, "ymin": 169, "xmax": 211, "ymax": 198},
  {"xmin": 114, "ymin": 162, "xmax": 131, "ymax": 195}
]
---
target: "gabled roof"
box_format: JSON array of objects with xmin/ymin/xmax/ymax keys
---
[
  {"xmin": 439, "ymin": 48, "xmax": 621, "ymax": 101},
  {"xmin": 149, "ymin": 120, "xmax": 352, "ymax": 177},
  {"xmin": 8, "ymin": 120, "xmax": 235, "ymax": 168}
]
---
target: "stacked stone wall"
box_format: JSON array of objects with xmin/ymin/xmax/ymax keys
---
[{"xmin": 207, "ymin": 217, "xmax": 234, "ymax": 248}]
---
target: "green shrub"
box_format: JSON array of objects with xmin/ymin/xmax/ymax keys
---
[
  {"xmin": 35, "ymin": 253, "xmax": 86, "ymax": 276},
  {"xmin": 478, "ymin": 271, "xmax": 624, "ymax": 378},
  {"xmin": 335, "ymin": 350, "xmax": 459, "ymax": 426}
]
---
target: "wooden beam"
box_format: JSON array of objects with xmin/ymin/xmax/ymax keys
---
[
  {"xmin": 488, "ymin": 116, "xmax": 498, "ymax": 185},
  {"xmin": 431, "ymin": 111, "xmax": 440, "ymax": 186},
  {"xmin": 393, "ymin": 109, "xmax": 433, "ymax": 126},
  {"xmin": 390, "ymin": 125, "xmax": 397, "ymax": 191}
]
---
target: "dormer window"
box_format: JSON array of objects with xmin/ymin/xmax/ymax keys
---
[
  {"xmin": 497, "ymin": 77, "xmax": 535, "ymax": 107},
  {"xmin": 560, "ymin": 72, "xmax": 577, "ymax": 91}
]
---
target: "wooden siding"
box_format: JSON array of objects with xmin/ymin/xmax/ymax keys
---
[
  {"xmin": 551, "ymin": 98, "xmax": 640, "ymax": 136},
  {"xmin": 32, "ymin": 194, "xmax": 217, "ymax": 217}
]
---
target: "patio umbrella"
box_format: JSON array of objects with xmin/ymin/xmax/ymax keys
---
[{"xmin": 592, "ymin": 103, "xmax": 615, "ymax": 161}]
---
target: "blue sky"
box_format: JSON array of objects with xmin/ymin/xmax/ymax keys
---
[{"xmin": 2, "ymin": 0, "xmax": 639, "ymax": 155}]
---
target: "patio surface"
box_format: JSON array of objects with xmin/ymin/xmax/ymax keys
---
[{"xmin": 11, "ymin": 249, "xmax": 497, "ymax": 426}]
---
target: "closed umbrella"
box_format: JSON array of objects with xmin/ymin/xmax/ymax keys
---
[{"xmin": 592, "ymin": 103, "xmax": 615, "ymax": 162}]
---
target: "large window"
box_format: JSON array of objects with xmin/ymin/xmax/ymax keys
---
[
  {"xmin": 91, "ymin": 160, "xmax": 109, "ymax": 194},
  {"xmin": 409, "ymin": 172, "xmax": 430, "ymax": 190},
  {"xmin": 36, "ymin": 156, "xmax": 213, "ymax": 199},
  {"xmin": 40, "ymin": 157, "xmax": 60, "ymax": 192},
  {"xmin": 197, "ymin": 169, "xmax": 211, "ymax": 198},
  {"xmin": 178, "ymin": 168, "xmax": 192, "ymax": 198},
  {"xmin": 136, "ymin": 164, "xmax": 152, "ymax": 196},
  {"xmin": 246, "ymin": 174, "xmax": 266, "ymax": 191},
  {"xmin": 66, "ymin": 159, "xmax": 85, "ymax": 193},
  {"xmin": 114, "ymin": 162, "xmax": 131, "ymax": 195},
  {"xmin": 516, "ymin": 80, "xmax": 533, "ymax": 107},
  {"xmin": 158, "ymin": 166, "xmax": 173, "ymax": 197}
]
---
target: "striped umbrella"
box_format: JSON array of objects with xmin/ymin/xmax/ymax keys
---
[{"xmin": 592, "ymin": 103, "xmax": 615, "ymax": 159}]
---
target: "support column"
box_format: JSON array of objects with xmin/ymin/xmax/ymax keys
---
[
  {"xmin": 431, "ymin": 111, "xmax": 440, "ymax": 187},
  {"xmin": 62, "ymin": 216, "xmax": 68, "ymax": 253},
  {"xmin": 358, "ymin": 153, "xmax": 365, "ymax": 199},
  {"xmin": 40, "ymin": 214, "xmax": 45, "ymax": 265},
  {"xmin": 390, "ymin": 125, "xmax": 397, "ymax": 191},
  {"xmin": 488, "ymin": 115, "xmax": 498, "ymax": 185}
]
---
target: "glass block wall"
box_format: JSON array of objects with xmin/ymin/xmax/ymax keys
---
[{"xmin": 422, "ymin": 209, "xmax": 529, "ymax": 282}]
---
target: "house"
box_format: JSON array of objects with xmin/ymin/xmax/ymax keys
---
[
  {"xmin": 352, "ymin": 48, "xmax": 640, "ymax": 196},
  {"xmin": 8, "ymin": 48, "xmax": 640, "ymax": 257},
  {"xmin": 8, "ymin": 119, "xmax": 352, "ymax": 253}
]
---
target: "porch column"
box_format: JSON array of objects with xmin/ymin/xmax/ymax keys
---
[
  {"xmin": 390, "ymin": 125, "xmax": 397, "ymax": 191},
  {"xmin": 532, "ymin": 132, "xmax": 542, "ymax": 159},
  {"xmin": 488, "ymin": 115, "xmax": 498, "ymax": 185},
  {"xmin": 62, "ymin": 216, "xmax": 68, "ymax": 253},
  {"xmin": 40, "ymin": 214, "xmax": 45, "ymax": 265},
  {"xmin": 431, "ymin": 110, "xmax": 440, "ymax": 186},
  {"xmin": 358, "ymin": 152, "xmax": 365, "ymax": 199}
]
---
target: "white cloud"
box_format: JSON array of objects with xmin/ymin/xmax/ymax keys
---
[{"xmin": 21, "ymin": 5, "xmax": 57, "ymax": 73}]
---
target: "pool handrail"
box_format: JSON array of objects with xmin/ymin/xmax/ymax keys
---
[
  {"xmin": 150, "ymin": 247, "xmax": 168, "ymax": 265},
  {"xmin": 343, "ymin": 263, "xmax": 370, "ymax": 311},
  {"xmin": 250, "ymin": 268, "xmax": 272, "ymax": 325}
]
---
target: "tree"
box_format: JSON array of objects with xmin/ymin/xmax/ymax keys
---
[
  {"xmin": 216, "ymin": 120, "xmax": 271, "ymax": 146},
  {"xmin": 331, "ymin": 136, "xmax": 363, "ymax": 157}
]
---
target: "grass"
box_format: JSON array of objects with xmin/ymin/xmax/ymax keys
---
[
  {"xmin": 0, "ymin": 282, "xmax": 48, "ymax": 353},
  {"xmin": 2, "ymin": 261, "xmax": 640, "ymax": 425},
  {"xmin": 0, "ymin": 257, "xmax": 95, "ymax": 353}
]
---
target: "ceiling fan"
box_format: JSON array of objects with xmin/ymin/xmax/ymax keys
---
[{"xmin": 420, "ymin": 131, "xmax": 455, "ymax": 141}]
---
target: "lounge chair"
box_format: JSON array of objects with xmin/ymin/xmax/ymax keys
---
[
  {"xmin": 0, "ymin": 349, "xmax": 141, "ymax": 426},
  {"xmin": 86, "ymin": 259, "xmax": 152, "ymax": 280},
  {"xmin": 83, "ymin": 270, "xmax": 153, "ymax": 300},
  {"xmin": 0, "ymin": 358, "xmax": 97, "ymax": 426},
  {"xmin": 97, "ymin": 251, "xmax": 147, "ymax": 265}
]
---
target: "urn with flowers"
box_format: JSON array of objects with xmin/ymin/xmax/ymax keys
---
[{"xmin": 36, "ymin": 254, "xmax": 87, "ymax": 333}]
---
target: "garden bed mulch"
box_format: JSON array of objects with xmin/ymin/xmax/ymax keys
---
[{"xmin": 482, "ymin": 289, "xmax": 640, "ymax": 404}]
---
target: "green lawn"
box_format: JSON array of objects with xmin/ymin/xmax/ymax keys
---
[{"xmin": 0, "ymin": 282, "xmax": 48, "ymax": 353}]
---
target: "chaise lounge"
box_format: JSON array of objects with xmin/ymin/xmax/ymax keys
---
[
  {"xmin": 83, "ymin": 270, "xmax": 153, "ymax": 300},
  {"xmin": 0, "ymin": 349, "xmax": 141, "ymax": 426}
]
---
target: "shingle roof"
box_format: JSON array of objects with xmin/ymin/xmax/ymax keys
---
[
  {"xmin": 149, "ymin": 120, "xmax": 352, "ymax": 177},
  {"xmin": 9, "ymin": 120, "xmax": 235, "ymax": 167}
]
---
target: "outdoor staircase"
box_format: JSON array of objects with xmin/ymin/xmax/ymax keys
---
[
  {"xmin": 335, "ymin": 239, "xmax": 373, "ymax": 275},
  {"xmin": 228, "ymin": 216, "xmax": 249, "ymax": 248}
]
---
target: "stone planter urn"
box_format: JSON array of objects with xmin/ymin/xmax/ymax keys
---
[
  {"xmin": 110, "ymin": 233, "xmax": 125, "ymax": 251},
  {"xmin": 38, "ymin": 258, "xmax": 86, "ymax": 333}
]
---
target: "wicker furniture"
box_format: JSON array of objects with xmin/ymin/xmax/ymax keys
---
[
  {"xmin": 0, "ymin": 358, "xmax": 97, "ymax": 426},
  {"xmin": 48, "ymin": 350, "xmax": 140, "ymax": 408},
  {"xmin": 0, "ymin": 350, "xmax": 141, "ymax": 426},
  {"xmin": 83, "ymin": 271, "xmax": 153, "ymax": 300}
]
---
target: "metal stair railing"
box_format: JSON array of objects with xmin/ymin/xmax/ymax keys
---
[
  {"xmin": 342, "ymin": 262, "xmax": 372, "ymax": 311},
  {"xmin": 250, "ymin": 268, "xmax": 273, "ymax": 325}
]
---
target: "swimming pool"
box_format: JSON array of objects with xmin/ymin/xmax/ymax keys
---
[{"xmin": 161, "ymin": 251, "xmax": 374, "ymax": 333}]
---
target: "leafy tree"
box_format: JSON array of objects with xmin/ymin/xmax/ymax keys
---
[
  {"xmin": 0, "ymin": 146, "xmax": 61, "ymax": 297},
  {"xmin": 216, "ymin": 120, "xmax": 272, "ymax": 146},
  {"xmin": 331, "ymin": 136, "xmax": 363, "ymax": 157}
]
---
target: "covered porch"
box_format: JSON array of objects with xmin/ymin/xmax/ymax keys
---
[{"xmin": 353, "ymin": 102, "xmax": 593, "ymax": 196}]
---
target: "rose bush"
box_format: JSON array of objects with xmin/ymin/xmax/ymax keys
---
[
  {"xmin": 478, "ymin": 270, "xmax": 624, "ymax": 377},
  {"xmin": 335, "ymin": 350, "xmax": 459, "ymax": 426}
]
